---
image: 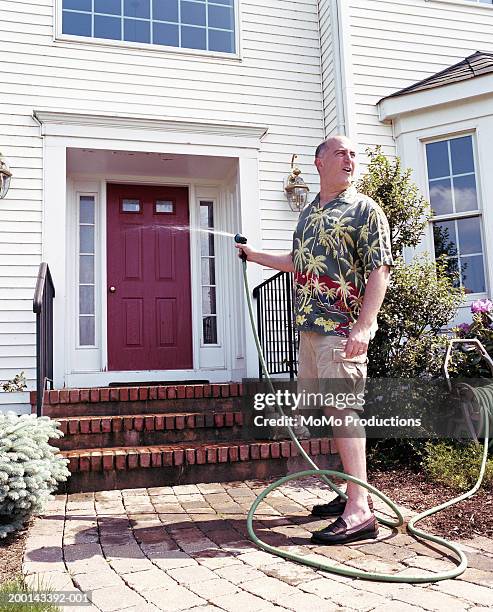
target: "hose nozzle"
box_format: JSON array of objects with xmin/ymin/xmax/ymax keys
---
[{"xmin": 234, "ymin": 233, "xmax": 248, "ymax": 261}]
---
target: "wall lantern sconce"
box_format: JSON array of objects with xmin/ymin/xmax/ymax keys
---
[
  {"xmin": 284, "ymin": 154, "xmax": 309, "ymax": 212},
  {"xmin": 0, "ymin": 153, "xmax": 12, "ymax": 199}
]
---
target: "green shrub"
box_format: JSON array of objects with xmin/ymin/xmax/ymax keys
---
[
  {"xmin": 422, "ymin": 441, "xmax": 493, "ymax": 491},
  {"xmin": 358, "ymin": 147, "xmax": 464, "ymax": 379},
  {"xmin": 0, "ymin": 413, "xmax": 70, "ymax": 538}
]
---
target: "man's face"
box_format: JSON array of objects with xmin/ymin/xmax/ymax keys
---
[{"xmin": 315, "ymin": 138, "xmax": 357, "ymax": 191}]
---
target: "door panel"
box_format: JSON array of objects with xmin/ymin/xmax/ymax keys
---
[{"xmin": 107, "ymin": 184, "xmax": 192, "ymax": 371}]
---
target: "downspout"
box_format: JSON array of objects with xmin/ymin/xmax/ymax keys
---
[{"xmin": 330, "ymin": 0, "xmax": 347, "ymax": 136}]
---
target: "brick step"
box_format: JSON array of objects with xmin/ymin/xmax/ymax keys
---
[
  {"xmin": 54, "ymin": 411, "xmax": 246, "ymax": 450},
  {"xmin": 58, "ymin": 438, "xmax": 338, "ymax": 493},
  {"xmin": 34, "ymin": 383, "xmax": 243, "ymax": 418}
]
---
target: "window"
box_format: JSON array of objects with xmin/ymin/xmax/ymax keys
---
[
  {"xmin": 200, "ymin": 201, "xmax": 218, "ymax": 344},
  {"xmin": 426, "ymin": 135, "xmax": 487, "ymax": 295},
  {"xmin": 78, "ymin": 195, "xmax": 96, "ymax": 345},
  {"xmin": 61, "ymin": 0, "xmax": 236, "ymax": 53}
]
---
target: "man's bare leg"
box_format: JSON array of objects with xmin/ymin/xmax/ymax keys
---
[{"xmin": 326, "ymin": 408, "xmax": 372, "ymax": 529}]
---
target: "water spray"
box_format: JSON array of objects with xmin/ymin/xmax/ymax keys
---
[{"xmin": 236, "ymin": 233, "xmax": 492, "ymax": 583}]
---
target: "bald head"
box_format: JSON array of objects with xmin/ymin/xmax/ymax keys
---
[{"xmin": 315, "ymin": 135, "xmax": 355, "ymax": 160}]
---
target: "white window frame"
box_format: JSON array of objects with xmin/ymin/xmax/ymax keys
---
[
  {"xmin": 423, "ymin": 131, "xmax": 489, "ymax": 299},
  {"xmin": 54, "ymin": 0, "xmax": 242, "ymax": 60}
]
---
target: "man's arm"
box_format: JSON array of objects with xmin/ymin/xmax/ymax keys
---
[
  {"xmin": 234, "ymin": 244, "xmax": 295, "ymax": 273},
  {"xmin": 345, "ymin": 265, "xmax": 390, "ymax": 358}
]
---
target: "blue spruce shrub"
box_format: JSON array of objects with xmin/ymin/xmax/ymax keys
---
[{"xmin": 0, "ymin": 412, "xmax": 70, "ymax": 537}]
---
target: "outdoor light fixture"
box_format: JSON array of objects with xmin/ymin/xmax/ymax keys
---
[
  {"xmin": 284, "ymin": 154, "xmax": 309, "ymax": 212},
  {"xmin": 0, "ymin": 153, "xmax": 12, "ymax": 199}
]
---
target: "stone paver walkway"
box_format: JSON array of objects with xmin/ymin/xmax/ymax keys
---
[{"xmin": 23, "ymin": 477, "xmax": 493, "ymax": 612}]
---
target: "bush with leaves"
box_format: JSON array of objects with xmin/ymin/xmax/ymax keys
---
[
  {"xmin": 357, "ymin": 146, "xmax": 464, "ymax": 378},
  {"xmin": 0, "ymin": 413, "xmax": 70, "ymax": 538},
  {"xmin": 454, "ymin": 299, "xmax": 493, "ymax": 377}
]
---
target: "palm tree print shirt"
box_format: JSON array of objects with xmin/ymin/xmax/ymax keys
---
[{"xmin": 292, "ymin": 185, "xmax": 393, "ymax": 337}]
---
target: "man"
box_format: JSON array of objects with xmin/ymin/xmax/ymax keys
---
[{"xmin": 236, "ymin": 135, "xmax": 393, "ymax": 544}]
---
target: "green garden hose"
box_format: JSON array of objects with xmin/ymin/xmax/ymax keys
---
[{"xmin": 238, "ymin": 252, "xmax": 492, "ymax": 583}]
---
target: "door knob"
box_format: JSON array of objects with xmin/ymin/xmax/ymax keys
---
[{"xmin": 109, "ymin": 286, "xmax": 116, "ymax": 293}]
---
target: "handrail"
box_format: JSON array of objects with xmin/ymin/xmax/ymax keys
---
[
  {"xmin": 33, "ymin": 263, "xmax": 55, "ymax": 417},
  {"xmin": 252, "ymin": 271, "xmax": 298, "ymax": 379}
]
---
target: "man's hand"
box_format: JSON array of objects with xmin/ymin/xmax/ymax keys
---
[
  {"xmin": 235, "ymin": 243, "xmax": 257, "ymax": 262},
  {"xmin": 344, "ymin": 323, "xmax": 372, "ymax": 358}
]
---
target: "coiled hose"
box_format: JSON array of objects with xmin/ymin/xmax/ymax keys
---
[{"xmin": 240, "ymin": 257, "xmax": 492, "ymax": 583}]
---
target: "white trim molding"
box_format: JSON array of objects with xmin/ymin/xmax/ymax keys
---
[{"xmin": 34, "ymin": 110, "xmax": 265, "ymax": 387}]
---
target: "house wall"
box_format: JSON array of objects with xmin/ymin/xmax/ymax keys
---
[
  {"xmin": 0, "ymin": 0, "xmax": 325, "ymax": 407},
  {"xmin": 318, "ymin": 0, "xmax": 340, "ymax": 137},
  {"xmin": 344, "ymin": 0, "xmax": 493, "ymax": 158}
]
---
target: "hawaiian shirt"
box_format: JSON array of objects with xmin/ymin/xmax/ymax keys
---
[{"xmin": 291, "ymin": 185, "xmax": 393, "ymax": 337}]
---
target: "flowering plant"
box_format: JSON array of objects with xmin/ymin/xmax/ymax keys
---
[{"xmin": 454, "ymin": 299, "xmax": 493, "ymax": 377}]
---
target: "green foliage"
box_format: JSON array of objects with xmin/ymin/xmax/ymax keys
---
[
  {"xmin": 0, "ymin": 413, "xmax": 70, "ymax": 538},
  {"xmin": 357, "ymin": 146, "xmax": 432, "ymax": 258},
  {"xmin": 422, "ymin": 441, "xmax": 493, "ymax": 491},
  {"xmin": 357, "ymin": 147, "xmax": 464, "ymax": 378},
  {"xmin": 0, "ymin": 575, "xmax": 60, "ymax": 611},
  {"xmin": 368, "ymin": 256, "xmax": 464, "ymax": 377},
  {"xmin": 453, "ymin": 308, "xmax": 493, "ymax": 378}
]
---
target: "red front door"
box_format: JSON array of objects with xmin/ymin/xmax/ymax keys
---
[{"xmin": 107, "ymin": 184, "xmax": 192, "ymax": 371}]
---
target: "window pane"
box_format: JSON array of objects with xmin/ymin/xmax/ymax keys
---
[
  {"xmin": 63, "ymin": 11, "xmax": 92, "ymax": 35},
  {"xmin": 80, "ymin": 226, "xmax": 95, "ymax": 253},
  {"xmin": 80, "ymin": 255, "xmax": 95, "ymax": 284},
  {"xmin": 124, "ymin": 0, "xmax": 150, "ymax": 18},
  {"xmin": 124, "ymin": 18, "xmax": 151, "ymax": 42},
  {"xmin": 153, "ymin": 22, "xmax": 179, "ymax": 45},
  {"xmin": 79, "ymin": 316, "xmax": 95, "ymax": 346},
  {"xmin": 153, "ymin": 0, "xmax": 178, "ymax": 21},
  {"xmin": 200, "ymin": 202, "xmax": 214, "ymax": 227},
  {"xmin": 64, "ymin": 0, "xmax": 92, "ymax": 10},
  {"xmin": 181, "ymin": 1, "xmax": 206, "ymax": 25},
  {"xmin": 202, "ymin": 286, "xmax": 216, "ymax": 314},
  {"xmin": 79, "ymin": 286, "xmax": 95, "ymax": 314},
  {"xmin": 212, "ymin": 0, "xmax": 233, "ymax": 5},
  {"xmin": 457, "ymin": 217, "xmax": 482, "ymax": 255},
  {"xmin": 453, "ymin": 174, "xmax": 478, "ymax": 213},
  {"xmin": 200, "ymin": 233, "xmax": 215, "ymax": 256},
  {"xmin": 122, "ymin": 199, "xmax": 141, "ymax": 212},
  {"xmin": 95, "ymin": 15, "xmax": 122, "ymax": 39},
  {"xmin": 209, "ymin": 29, "xmax": 234, "ymax": 53},
  {"xmin": 450, "ymin": 136, "xmax": 474, "ymax": 175},
  {"xmin": 433, "ymin": 220, "xmax": 457, "ymax": 258},
  {"xmin": 203, "ymin": 316, "xmax": 217, "ymax": 344},
  {"xmin": 201, "ymin": 258, "xmax": 215, "ymax": 285},
  {"xmin": 155, "ymin": 200, "xmax": 174, "ymax": 213},
  {"xmin": 426, "ymin": 141, "xmax": 450, "ymax": 180},
  {"xmin": 429, "ymin": 178, "xmax": 453, "ymax": 215},
  {"xmin": 95, "ymin": 0, "xmax": 122, "ymax": 15},
  {"xmin": 208, "ymin": 5, "xmax": 233, "ymax": 29},
  {"xmin": 461, "ymin": 255, "xmax": 486, "ymax": 294},
  {"xmin": 80, "ymin": 196, "xmax": 95, "ymax": 223},
  {"xmin": 181, "ymin": 26, "xmax": 206, "ymax": 49}
]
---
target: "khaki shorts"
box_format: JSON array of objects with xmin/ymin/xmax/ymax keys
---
[{"xmin": 297, "ymin": 332, "xmax": 367, "ymax": 412}]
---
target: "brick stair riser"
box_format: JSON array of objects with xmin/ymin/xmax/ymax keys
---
[
  {"xmin": 54, "ymin": 424, "xmax": 247, "ymax": 451},
  {"xmin": 39, "ymin": 396, "xmax": 242, "ymax": 418},
  {"xmin": 58, "ymin": 454, "xmax": 339, "ymax": 493}
]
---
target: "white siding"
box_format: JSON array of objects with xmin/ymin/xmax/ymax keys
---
[
  {"xmin": 346, "ymin": 0, "xmax": 493, "ymax": 156},
  {"xmin": 0, "ymin": 0, "xmax": 325, "ymax": 403},
  {"xmin": 319, "ymin": 0, "xmax": 339, "ymax": 137}
]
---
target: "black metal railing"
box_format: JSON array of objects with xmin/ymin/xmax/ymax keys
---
[
  {"xmin": 33, "ymin": 263, "xmax": 55, "ymax": 417},
  {"xmin": 253, "ymin": 271, "xmax": 298, "ymax": 379}
]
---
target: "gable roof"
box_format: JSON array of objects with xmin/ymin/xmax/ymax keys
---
[{"xmin": 381, "ymin": 51, "xmax": 493, "ymax": 101}]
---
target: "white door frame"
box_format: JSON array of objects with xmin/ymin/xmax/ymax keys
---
[{"xmin": 35, "ymin": 110, "xmax": 267, "ymax": 388}]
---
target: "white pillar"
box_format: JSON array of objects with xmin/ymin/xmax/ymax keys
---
[
  {"xmin": 238, "ymin": 153, "xmax": 264, "ymax": 379},
  {"xmin": 42, "ymin": 139, "xmax": 67, "ymax": 388}
]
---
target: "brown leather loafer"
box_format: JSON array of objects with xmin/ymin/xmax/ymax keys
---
[
  {"xmin": 311, "ymin": 495, "xmax": 374, "ymax": 518},
  {"xmin": 310, "ymin": 515, "xmax": 378, "ymax": 545}
]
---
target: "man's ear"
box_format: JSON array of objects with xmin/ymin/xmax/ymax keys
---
[{"xmin": 314, "ymin": 156, "xmax": 322, "ymax": 171}]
